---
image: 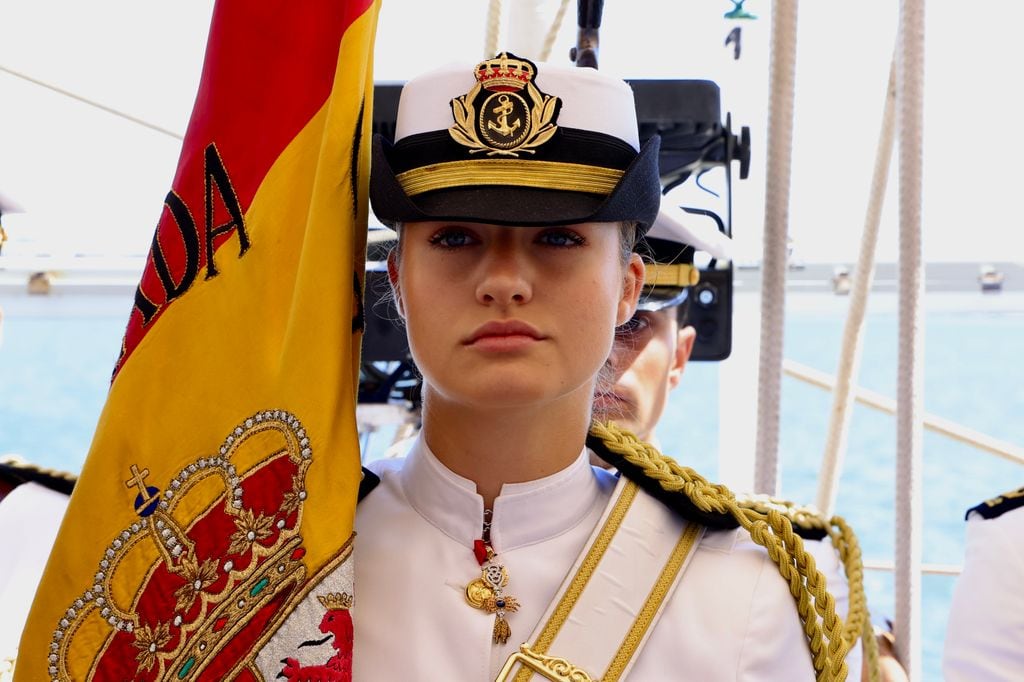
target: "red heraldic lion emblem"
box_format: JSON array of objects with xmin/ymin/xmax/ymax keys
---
[{"xmin": 279, "ymin": 592, "xmax": 354, "ymax": 681}]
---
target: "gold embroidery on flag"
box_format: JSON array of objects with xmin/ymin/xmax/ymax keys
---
[{"xmin": 49, "ymin": 410, "xmax": 316, "ymax": 681}]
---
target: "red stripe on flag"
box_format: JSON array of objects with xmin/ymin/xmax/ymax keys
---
[{"xmin": 116, "ymin": 0, "xmax": 374, "ymax": 376}]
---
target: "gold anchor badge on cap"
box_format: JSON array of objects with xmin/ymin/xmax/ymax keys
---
[{"xmin": 449, "ymin": 52, "xmax": 561, "ymax": 157}]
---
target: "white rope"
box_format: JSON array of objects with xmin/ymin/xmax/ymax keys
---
[
  {"xmin": 539, "ymin": 0, "xmax": 572, "ymax": 62},
  {"xmin": 0, "ymin": 64, "xmax": 183, "ymax": 140},
  {"xmin": 815, "ymin": 59, "xmax": 897, "ymax": 517},
  {"xmin": 484, "ymin": 0, "xmax": 503, "ymax": 59},
  {"xmin": 753, "ymin": 0, "xmax": 799, "ymax": 496},
  {"xmin": 895, "ymin": 0, "xmax": 926, "ymax": 677}
]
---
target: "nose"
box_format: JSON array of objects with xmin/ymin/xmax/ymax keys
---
[
  {"xmin": 606, "ymin": 334, "xmax": 632, "ymax": 375},
  {"xmin": 475, "ymin": 237, "xmax": 533, "ymax": 306},
  {"xmin": 607, "ymin": 327, "xmax": 642, "ymax": 378}
]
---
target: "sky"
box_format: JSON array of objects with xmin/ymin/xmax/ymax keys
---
[{"xmin": 1, "ymin": 0, "xmax": 1022, "ymax": 264}]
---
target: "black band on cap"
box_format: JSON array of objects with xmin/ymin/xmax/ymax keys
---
[{"xmin": 387, "ymin": 127, "xmax": 637, "ymax": 175}]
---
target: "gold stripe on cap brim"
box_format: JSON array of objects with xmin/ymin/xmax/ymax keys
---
[
  {"xmin": 644, "ymin": 263, "xmax": 700, "ymax": 288},
  {"xmin": 396, "ymin": 159, "xmax": 624, "ymax": 197}
]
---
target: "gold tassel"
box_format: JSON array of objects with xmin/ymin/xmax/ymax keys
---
[{"xmin": 493, "ymin": 614, "xmax": 512, "ymax": 644}]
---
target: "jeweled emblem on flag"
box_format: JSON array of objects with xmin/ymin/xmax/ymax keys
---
[{"xmin": 15, "ymin": 1, "xmax": 380, "ymax": 680}]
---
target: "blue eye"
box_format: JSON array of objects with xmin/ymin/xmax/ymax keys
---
[
  {"xmin": 428, "ymin": 228, "xmax": 477, "ymax": 249},
  {"xmin": 537, "ymin": 229, "xmax": 585, "ymax": 247}
]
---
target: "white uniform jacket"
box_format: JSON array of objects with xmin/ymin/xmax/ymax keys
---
[
  {"xmin": 944, "ymin": 499, "xmax": 1024, "ymax": 681},
  {"xmin": 0, "ymin": 482, "xmax": 69, "ymax": 674},
  {"xmin": 352, "ymin": 435, "xmax": 828, "ymax": 681}
]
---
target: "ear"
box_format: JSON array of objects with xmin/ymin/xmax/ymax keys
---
[
  {"xmin": 616, "ymin": 253, "xmax": 645, "ymax": 326},
  {"xmin": 387, "ymin": 250, "xmax": 405, "ymax": 319},
  {"xmin": 668, "ymin": 325, "xmax": 697, "ymax": 389}
]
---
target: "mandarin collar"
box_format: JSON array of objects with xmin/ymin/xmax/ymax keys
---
[{"xmin": 399, "ymin": 434, "xmax": 602, "ymax": 554}]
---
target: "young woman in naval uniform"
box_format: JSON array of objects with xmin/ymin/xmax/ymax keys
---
[{"xmin": 349, "ymin": 52, "xmax": 859, "ymax": 682}]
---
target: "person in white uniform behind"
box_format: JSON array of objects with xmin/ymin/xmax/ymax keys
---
[
  {"xmin": 352, "ymin": 52, "xmax": 859, "ymax": 681},
  {"xmin": 943, "ymin": 487, "xmax": 1024, "ymax": 680},
  {"xmin": 592, "ymin": 215, "xmax": 699, "ymax": 451},
  {"xmin": 0, "ymin": 460, "xmax": 74, "ymax": 681},
  {"xmin": 0, "ymin": 307, "xmax": 74, "ymax": 682}
]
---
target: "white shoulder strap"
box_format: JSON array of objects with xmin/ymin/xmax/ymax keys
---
[{"xmin": 496, "ymin": 476, "xmax": 704, "ymax": 682}]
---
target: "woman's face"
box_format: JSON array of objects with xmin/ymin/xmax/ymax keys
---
[{"xmin": 390, "ymin": 221, "xmax": 643, "ymax": 411}]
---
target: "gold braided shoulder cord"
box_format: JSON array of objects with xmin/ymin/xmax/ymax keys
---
[
  {"xmin": 590, "ymin": 421, "xmax": 865, "ymax": 682},
  {"xmin": 734, "ymin": 495, "xmax": 881, "ymax": 682}
]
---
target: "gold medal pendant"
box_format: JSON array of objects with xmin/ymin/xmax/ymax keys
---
[
  {"xmin": 465, "ymin": 577, "xmax": 493, "ymax": 609},
  {"xmin": 465, "ymin": 561, "xmax": 520, "ymax": 644}
]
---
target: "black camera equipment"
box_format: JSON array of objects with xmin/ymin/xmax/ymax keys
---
[
  {"xmin": 568, "ymin": 4, "xmax": 745, "ymax": 360},
  {"xmin": 630, "ymin": 78, "xmax": 747, "ymax": 361},
  {"xmin": 677, "ymin": 207, "xmax": 733, "ymax": 361}
]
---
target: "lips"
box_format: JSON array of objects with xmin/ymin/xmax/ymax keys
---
[{"xmin": 463, "ymin": 320, "xmax": 546, "ymax": 346}]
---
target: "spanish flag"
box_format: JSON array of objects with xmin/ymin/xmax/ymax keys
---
[{"xmin": 16, "ymin": 1, "xmax": 379, "ymax": 679}]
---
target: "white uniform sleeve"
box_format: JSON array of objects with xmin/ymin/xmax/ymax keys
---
[
  {"xmin": 737, "ymin": 547, "xmax": 818, "ymax": 680},
  {"xmin": 0, "ymin": 483, "xmax": 70, "ymax": 662},
  {"xmin": 619, "ymin": 525, "xmax": 826, "ymax": 679},
  {"xmin": 943, "ymin": 507, "xmax": 1024, "ymax": 681}
]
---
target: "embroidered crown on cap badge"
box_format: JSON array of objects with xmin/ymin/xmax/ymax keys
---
[{"xmin": 449, "ymin": 52, "xmax": 561, "ymax": 157}]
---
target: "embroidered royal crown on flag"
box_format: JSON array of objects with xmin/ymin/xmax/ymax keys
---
[{"xmin": 15, "ymin": 1, "xmax": 380, "ymax": 680}]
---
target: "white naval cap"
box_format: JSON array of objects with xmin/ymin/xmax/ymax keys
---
[
  {"xmin": 393, "ymin": 57, "xmax": 641, "ymax": 150},
  {"xmin": 370, "ymin": 52, "xmax": 662, "ymax": 231},
  {"xmin": 647, "ymin": 202, "xmax": 733, "ymax": 261}
]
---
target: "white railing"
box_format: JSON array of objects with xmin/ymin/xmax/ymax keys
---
[{"xmin": 784, "ymin": 359, "xmax": 1024, "ymax": 467}]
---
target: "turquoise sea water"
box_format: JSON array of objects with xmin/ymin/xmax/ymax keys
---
[{"xmin": 1, "ymin": 289, "xmax": 1022, "ymax": 680}]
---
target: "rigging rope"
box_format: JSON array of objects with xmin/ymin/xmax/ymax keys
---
[
  {"xmin": 484, "ymin": 0, "xmax": 503, "ymax": 59},
  {"xmin": 815, "ymin": 60, "xmax": 897, "ymax": 517},
  {"xmin": 754, "ymin": 0, "xmax": 799, "ymax": 495},
  {"xmin": 499, "ymin": 0, "xmax": 571, "ymax": 64},
  {"xmin": 0, "ymin": 64, "xmax": 183, "ymax": 140},
  {"xmin": 895, "ymin": 0, "xmax": 926, "ymax": 677},
  {"xmin": 539, "ymin": 0, "xmax": 572, "ymax": 62}
]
